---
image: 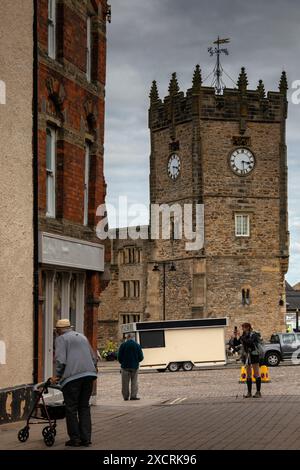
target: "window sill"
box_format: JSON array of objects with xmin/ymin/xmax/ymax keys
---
[
  {"xmin": 120, "ymin": 297, "xmax": 141, "ymax": 300},
  {"xmin": 120, "ymin": 263, "xmax": 141, "ymax": 266},
  {"xmin": 47, "ymin": 54, "xmax": 61, "ymax": 65}
]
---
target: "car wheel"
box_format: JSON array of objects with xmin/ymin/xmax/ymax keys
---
[
  {"xmin": 168, "ymin": 362, "xmax": 180, "ymax": 372},
  {"xmin": 182, "ymin": 361, "xmax": 193, "ymax": 372},
  {"xmin": 265, "ymin": 352, "xmax": 280, "ymax": 367}
]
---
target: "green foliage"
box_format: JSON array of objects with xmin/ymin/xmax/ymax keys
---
[{"xmin": 100, "ymin": 340, "xmax": 118, "ymax": 359}]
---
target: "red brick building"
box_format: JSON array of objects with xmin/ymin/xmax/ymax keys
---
[{"xmin": 36, "ymin": 0, "xmax": 110, "ymax": 380}]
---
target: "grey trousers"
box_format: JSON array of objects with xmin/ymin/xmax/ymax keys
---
[{"xmin": 121, "ymin": 368, "xmax": 138, "ymax": 399}]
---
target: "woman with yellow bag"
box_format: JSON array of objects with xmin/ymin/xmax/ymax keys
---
[{"xmin": 240, "ymin": 323, "xmax": 263, "ymax": 398}]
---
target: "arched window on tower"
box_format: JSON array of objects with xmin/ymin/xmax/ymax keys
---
[
  {"xmin": 170, "ymin": 216, "xmax": 175, "ymax": 241},
  {"xmin": 242, "ymin": 288, "xmax": 251, "ymax": 306}
]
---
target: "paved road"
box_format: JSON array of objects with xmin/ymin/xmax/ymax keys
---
[
  {"xmin": 96, "ymin": 363, "xmax": 300, "ymax": 405},
  {"xmin": 1, "ymin": 365, "xmax": 300, "ymax": 450}
]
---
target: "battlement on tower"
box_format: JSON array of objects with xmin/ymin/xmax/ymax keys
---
[{"xmin": 149, "ymin": 67, "xmax": 288, "ymax": 131}]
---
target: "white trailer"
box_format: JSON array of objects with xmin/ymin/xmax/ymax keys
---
[{"xmin": 121, "ymin": 317, "xmax": 228, "ymax": 372}]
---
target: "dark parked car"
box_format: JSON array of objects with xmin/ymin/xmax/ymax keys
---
[{"xmin": 263, "ymin": 332, "xmax": 300, "ymax": 366}]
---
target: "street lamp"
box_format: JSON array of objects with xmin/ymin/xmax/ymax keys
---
[{"xmin": 152, "ymin": 261, "xmax": 176, "ymax": 320}]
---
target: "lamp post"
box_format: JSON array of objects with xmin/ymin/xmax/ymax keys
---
[
  {"xmin": 153, "ymin": 261, "xmax": 176, "ymax": 320},
  {"xmin": 296, "ymin": 308, "xmax": 299, "ymax": 332}
]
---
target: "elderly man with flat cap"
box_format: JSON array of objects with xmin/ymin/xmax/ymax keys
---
[{"xmin": 52, "ymin": 319, "xmax": 97, "ymax": 447}]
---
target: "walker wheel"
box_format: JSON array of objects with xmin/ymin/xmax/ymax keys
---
[
  {"xmin": 18, "ymin": 426, "xmax": 29, "ymax": 442},
  {"xmin": 44, "ymin": 431, "xmax": 55, "ymax": 447},
  {"xmin": 42, "ymin": 425, "xmax": 56, "ymax": 437}
]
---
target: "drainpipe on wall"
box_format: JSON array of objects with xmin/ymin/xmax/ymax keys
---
[{"xmin": 32, "ymin": 0, "xmax": 39, "ymax": 384}]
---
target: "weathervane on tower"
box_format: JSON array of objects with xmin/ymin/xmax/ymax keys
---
[{"xmin": 207, "ymin": 36, "xmax": 231, "ymax": 95}]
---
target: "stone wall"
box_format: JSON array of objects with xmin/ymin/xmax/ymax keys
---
[
  {"xmin": 98, "ymin": 236, "xmax": 150, "ymax": 349},
  {"xmin": 0, "ymin": 0, "xmax": 34, "ymax": 391}
]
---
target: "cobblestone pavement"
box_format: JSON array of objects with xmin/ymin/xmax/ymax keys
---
[
  {"xmin": 1, "ymin": 365, "xmax": 300, "ymax": 450},
  {"xmin": 96, "ymin": 363, "xmax": 300, "ymax": 404}
]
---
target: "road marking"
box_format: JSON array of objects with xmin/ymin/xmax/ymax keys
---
[
  {"xmin": 169, "ymin": 397, "xmax": 187, "ymax": 405},
  {"xmin": 169, "ymin": 397, "xmax": 181, "ymax": 405},
  {"xmin": 176, "ymin": 397, "xmax": 187, "ymax": 404}
]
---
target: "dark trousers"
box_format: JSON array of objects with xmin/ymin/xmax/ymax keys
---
[{"xmin": 62, "ymin": 376, "xmax": 95, "ymax": 443}]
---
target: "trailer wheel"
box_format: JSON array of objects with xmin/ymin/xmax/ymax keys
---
[
  {"xmin": 182, "ymin": 361, "xmax": 193, "ymax": 372},
  {"xmin": 168, "ymin": 362, "xmax": 180, "ymax": 372}
]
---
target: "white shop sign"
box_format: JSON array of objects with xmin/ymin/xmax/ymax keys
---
[{"xmin": 39, "ymin": 232, "xmax": 104, "ymax": 271}]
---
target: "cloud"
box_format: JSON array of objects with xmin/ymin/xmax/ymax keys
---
[{"xmin": 105, "ymin": 0, "xmax": 300, "ymax": 283}]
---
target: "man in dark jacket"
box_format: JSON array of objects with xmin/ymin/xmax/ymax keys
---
[{"xmin": 117, "ymin": 333, "xmax": 144, "ymax": 401}]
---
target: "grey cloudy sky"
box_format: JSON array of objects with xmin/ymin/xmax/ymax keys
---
[{"xmin": 104, "ymin": 0, "xmax": 300, "ymax": 285}]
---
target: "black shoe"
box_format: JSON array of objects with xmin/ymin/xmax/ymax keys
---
[
  {"xmin": 124, "ymin": 398, "xmax": 129, "ymax": 401},
  {"xmin": 80, "ymin": 441, "xmax": 92, "ymax": 447},
  {"xmin": 65, "ymin": 440, "xmax": 81, "ymax": 447},
  {"xmin": 130, "ymin": 397, "xmax": 140, "ymax": 401}
]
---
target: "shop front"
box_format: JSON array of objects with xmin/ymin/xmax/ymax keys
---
[{"xmin": 39, "ymin": 232, "xmax": 104, "ymax": 381}]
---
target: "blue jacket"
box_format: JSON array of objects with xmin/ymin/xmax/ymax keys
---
[{"xmin": 118, "ymin": 339, "xmax": 144, "ymax": 370}]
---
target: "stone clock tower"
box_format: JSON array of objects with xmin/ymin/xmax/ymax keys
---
[
  {"xmin": 98, "ymin": 65, "xmax": 289, "ymax": 347},
  {"xmin": 146, "ymin": 65, "xmax": 289, "ymax": 336}
]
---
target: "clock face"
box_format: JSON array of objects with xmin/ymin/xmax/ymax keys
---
[
  {"xmin": 229, "ymin": 148, "xmax": 255, "ymax": 176},
  {"xmin": 168, "ymin": 154, "xmax": 181, "ymax": 180}
]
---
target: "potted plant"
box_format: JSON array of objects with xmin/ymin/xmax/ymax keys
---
[{"xmin": 100, "ymin": 340, "xmax": 118, "ymax": 361}]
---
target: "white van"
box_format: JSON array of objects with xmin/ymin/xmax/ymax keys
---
[{"xmin": 121, "ymin": 317, "xmax": 228, "ymax": 372}]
